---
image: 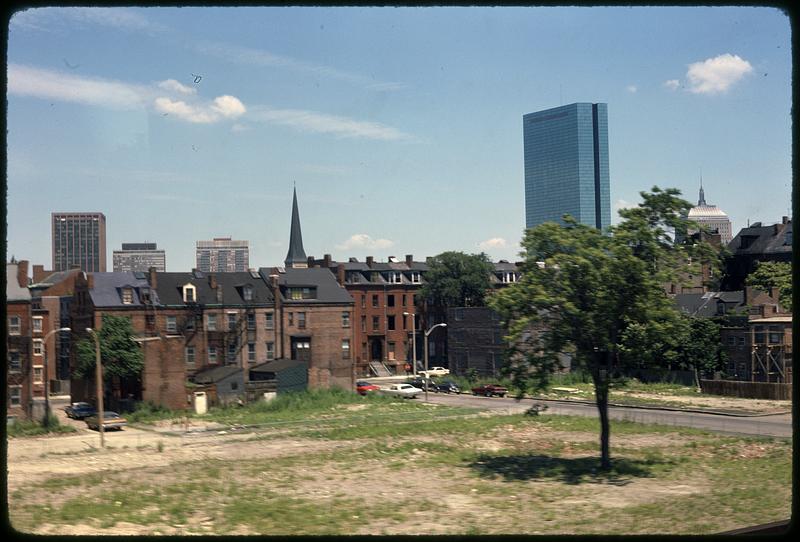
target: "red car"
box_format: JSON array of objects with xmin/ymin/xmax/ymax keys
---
[
  {"xmin": 356, "ymin": 380, "xmax": 380, "ymax": 395},
  {"xmin": 471, "ymin": 384, "xmax": 508, "ymax": 398}
]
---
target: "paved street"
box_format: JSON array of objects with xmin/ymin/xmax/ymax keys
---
[{"xmin": 422, "ymin": 393, "xmax": 793, "ymax": 438}]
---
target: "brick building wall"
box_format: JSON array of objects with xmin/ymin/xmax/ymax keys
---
[{"xmin": 7, "ymin": 301, "xmax": 32, "ymax": 419}]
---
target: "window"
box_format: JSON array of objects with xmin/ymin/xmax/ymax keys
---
[
  {"xmin": 33, "ymin": 339, "xmax": 43, "ymax": 356},
  {"xmin": 208, "ymin": 347, "xmax": 218, "ymax": 364},
  {"xmin": 410, "ymin": 272, "xmax": 421, "ymax": 284},
  {"xmin": 388, "ymin": 294, "xmax": 395, "ymax": 307},
  {"xmin": 140, "ymin": 287, "xmax": 151, "ymax": 304},
  {"xmin": 207, "ymin": 314, "xmax": 217, "ymax": 331},
  {"xmin": 738, "ymin": 336, "xmax": 746, "ymax": 346},
  {"xmin": 9, "ymin": 386, "xmax": 21, "ymax": 406},
  {"xmin": 372, "ymin": 316, "xmax": 380, "ymax": 331},
  {"xmin": 288, "ymin": 313, "xmax": 294, "ymax": 327},
  {"xmin": 33, "ymin": 366, "xmax": 44, "ymax": 383},
  {"xmin": 298, "ymin": 312, "xmax": 306, "ymax": 329},
  {"xmin": 183, "ymin": 285, "xmax": 196, "ymax": 303},
  {"xmin": 247, "ymin": 313, "xmax": 256, "ymax": 331},
  {"xmin": 388, "ymin": 341, "xmax": 396, "ymax": 360},
  {"xmin": 227, "ymin": 343, "xmax": 237, "ymax": 362},
  {"xmin": 32, "ymin": 317, "xmax": 43, "ymax": 333},
  {"xmin": 389, "ymin": 272, "xmax": 402, "ymax": 284},
  {"xmin": 243, "ymin": 285, "xmax": 254, "ymax": 302},
  {"xmin": 185, "ymin": 316, "xmax": 195, "ymax": 331},
  {"xmin": 361, "ymin": 316, "xmax": 367, "ymax": 332},
  {"xmin": 166, "ymin": 316, "xmax": 177, "ymax": 333},
  {"xmin": 342, "ymin": 339, "xmax": 350, "ymax": 359},
  {"xmin": 372, "ymin": 294, "xmax": 379, "ymax": 308},
  {"xmin": 402, "ymin": 294, "xmax": 407, "ymax": 307},
  {"xmin": 146, "ymin": 314, "xmax": 156, "ymax": 329},
  {"xmin": 122, "ymin": 287, "xmax": 134, "ymax": 304},
  {"xmin": 361, "ymin": 295, "xmax": 366, "ymax": 309},
  {"xmin": 185, "ymin": 346, "xmax": 196, "ymax": 366},
  {"xmin": 227, "ymin": 313, "xmax": 237, "ymax": 331},
  {"xmin": 266, "ymin": 342, "xmax": 275, "ymax": 360},
  {"xmin": 230, "ymin": 382, "xmax": 238, "ymax": 391},
  {"xmin": 9, "ymin": 351, "xmax": 21, "ymax": 372},
  {"xmin": 454, "ymin": 308, "xmax": 464, "ymax": 321},
  {"xmin": 727, "ymin": 336, "xmax": 736, "ymax": 346},
  {"xmin": 342, "ymin": 311, "xmax": 350, "ymax": 328},
  {"xmin": 248, "ymin": 343, "xmax": 256, "ymax": 362},
  {"xmin": 387, "ymin": 315, "xmax": 396, "ymax": 331},
  {"xmin": 289, "ymin": 287, "xmax": 315, "ymax": 300},
  {"xmin": 265, "ymin": 312, "xmax": 274, "ymax": 330},
  {"xmin": 8, "ymin": 316, "xmax": 20, "ymax": 335}
]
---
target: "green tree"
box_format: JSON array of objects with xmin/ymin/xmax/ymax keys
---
[
  {"xmin": 490, "ymin": 187, "xmax": 715, "ymax": 469},
  {"xmin": 746, "ymin": 261, "xmax": 792, "ymax": 312},
  {"xmin": 420, "ymin": 251, "xmax": 494, "ymax": 307},
  {"xmin": 75, "ymin": 314, "xmax": 144, "ymax": 382},
  {"xmin": 674, "ymin": 316, "xmax": 727, "ymax": 387}
]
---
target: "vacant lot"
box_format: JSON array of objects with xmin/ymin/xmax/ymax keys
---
[{"xmin": 8, "ymin": 400, "xmax": 791, "ymax": 536}]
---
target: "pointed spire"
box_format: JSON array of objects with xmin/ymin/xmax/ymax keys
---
[
  {"xmin": 698, "ymin": 175, "xmax": 706, "ymax": 206},
  {"xmin": 285, "ymin": 186, "xmax": 308, "ymax": 268}
]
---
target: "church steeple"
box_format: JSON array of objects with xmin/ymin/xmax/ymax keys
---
[{"xmin": 284, "ymin": 186, "xmax": 308, "ymax": 268}]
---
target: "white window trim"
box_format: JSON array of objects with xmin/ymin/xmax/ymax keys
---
[
  {"xmin": 33, "ymin": 365, "xmax": 44, "ymax": 383},
  {"xmin": 183, "ymin": 284, "xmax": 197, "ymax": 303},
  {"xmin": 207, "ymin": 314, "xmax": 217, "ymax": 331},
  {"xmin": 122, "ymin": 287, "xmax": 134, "ymax": 304},
  {"xmin": 166, "ymin": 316, "xmax": 177, "ymax": 333},
  {"xmin": 185, "ymin": 346, "xmax": 196, "ymax": 365},
  {"xmin": 9, "ymin": 385, "xmax": 22, "ymax": 406},
  {"xmin": 208, "ymin": 346, "xmax": 218, "ymax": 364},
  {"xmin": 8, "ymin": 351, "xmax": 22, "ymax": 373},
  {"xmin": 32, "ymin": 316, "xmax": 44, "ymax": 333},
  {"xmin": 8, "ymin": 316, "xmax": 21, "ymax": 335},
  {"xmin": 33, "ymin": 339, "xmax": 43, "ymax": 356}
]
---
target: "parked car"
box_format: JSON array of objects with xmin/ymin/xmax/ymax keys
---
[
  {"xmin": 419, "ymin": 366, "xmax": 450, "ymax": 377},
  {"xmin": 434, "ymin": 381, "xmax": 461, "ymax": 394},
  {"xmin": 407, "ymin": 377, "xmax": 436, "ymax": 390},
  {"xmin": 356, "ymin": 380, "xmax": 381, "ymax": 395},
  {"xmin": 85, "ymin": 412, "xmax": 127, "ymax": 431},
  {"xmin": 471, "ymin": 384, "xmax": 508, "ymax": 397},
  {"xmin": 378, "ymin": 383, "xmax": 423, "ymax": 399},
  {"xmin": 64, "ymin": 402, "xmax": 96, "ymax": 420}
]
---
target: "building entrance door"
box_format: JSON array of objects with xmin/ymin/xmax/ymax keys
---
[{"xmin": 370, "ymin": 338, "xmax": 383, "ymax": 361}]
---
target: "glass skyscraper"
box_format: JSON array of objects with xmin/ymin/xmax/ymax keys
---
[{"xmin": 523, "ymin": 103, "xmax": 611, "ymax": 230}]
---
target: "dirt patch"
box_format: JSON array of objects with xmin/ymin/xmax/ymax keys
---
[{"xmin": 618, "ymin": 392, "xmax": 791, "ymax": 413}]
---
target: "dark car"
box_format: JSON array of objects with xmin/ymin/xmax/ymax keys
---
[
  {"xmin": 471, "ymin": 384, "xmax": 508, "ymax": 397},
  {"xmin": 434, "ymin": 381, "xmax": 460, "ymax": 394},
  {"xmin": 64, "ymin": 402, "xmax": 96, "ymax": 420},
  {"xmin": 407, "ymin": 377, "xmax": 437, "ymax": 391},
  {"xmin": 85, "ymin": 412, "xmax": 127, "ymax": 431}
]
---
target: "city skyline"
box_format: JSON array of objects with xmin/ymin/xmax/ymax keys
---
[{"xmin": 6, "ymin": 6, "xmax": 792, "ymax": 271}]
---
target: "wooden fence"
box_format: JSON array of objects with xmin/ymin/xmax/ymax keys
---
[{"xmin": 700, "ymin": 379, "xmax": 792, "ymax": 400}]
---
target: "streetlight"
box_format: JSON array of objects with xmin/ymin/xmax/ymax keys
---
[
  {"xmin": 403, "ymin": 312, "xmax": 417, "ymax": 376},
  {"xmin": 42, "ymin": 326, "xmax": 71, "ymax": 427},
  {"xmin": 423, "ymin": 323, "xmax": 447, "ymax": 401},
  {"xmin": 86, "ymin": 328, "xmax": 105, "ymax": 449}
]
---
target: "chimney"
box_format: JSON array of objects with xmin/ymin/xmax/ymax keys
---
[
  {"xmin": 324, "ymin": 254, "xmax": 332, "ymax": 268},
  {"xmin": 148, "ymin": 267, "xmax": 158, "ymax": 289},
  {"xmin": 208, "ymin": 273, "xmax": 217, "ymax": 290},
  {"xmin": 337, "ymin": 264, "xmax": 345, "ymax": 286},
  {"xmin": 782, "ymin": 216, "xmax": 789, "ymax": 224},
  {"xmin": 307, "ymin": 256, "xmax": 315, "ymax": 268},
  {"xmin": 16, "ymin": 260, "xmax": 29, "ymax": 288},
  {"xmin": 87, "ymin": 273, "xmax": 94, "ymax": 290},
  {"xmin": 32, "ymin": 265, "xmax": 46, "ymax": 283},
  {"xmin": 405, "ymin": 254, "xmax": 413, "ymax": 266},
  {"xmin": 366, "ymin": 256, "xmax": 374, "ymax": 268},
  {"xmin": 743, "ymin": 286, "xmax": 754, "ymax": 305}
]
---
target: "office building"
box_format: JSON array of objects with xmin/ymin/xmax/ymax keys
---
[
  {"xmin": 113, "ymin": 243, "xmax": 166, "ymax": 272},
  {"xmin": 196, "ymin": 237, "xmax": 250, "ymax": 272},
  {"xmin": 686, "ymin": 184, "xmax": 733, "ymax": 245},
  {"xmin": 51, "ymin": 212, "xmax": 107, "ymax": 272},
  {"xmin": 523, "ymin": 103, "xmax": 611, "ymax": 230}
]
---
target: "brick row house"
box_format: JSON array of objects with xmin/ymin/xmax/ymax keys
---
[{"xmin": 6, "ymin": 260, "xmax": 32, "ymax": 420}]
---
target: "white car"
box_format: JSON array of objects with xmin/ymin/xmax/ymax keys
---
[
  {"xmin": 419, "ymin": 366, "xmax": 450, "ymax": 377},
  {"xmin": 379, "ymin": 383, "xmax": 423, "ymax": 399}
]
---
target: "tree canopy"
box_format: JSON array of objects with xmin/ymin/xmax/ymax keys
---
[
  {"xmin": 75, "ymin": 314, "xmax": 144, "ymax": 381},
  {"xmin": 746, "ymin": 261, "xmax": 792, "ymax": 312},
  {"xmin": 420, "ymin": 251, "xmax": 494, "ymax": 308},
  {"xmin": 489, "ymin": 187, "xmax": 719, "ymax": 468}
]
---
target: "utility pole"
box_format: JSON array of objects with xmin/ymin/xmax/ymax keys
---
[{"xmin": 87, "ymin": 328, "xmax": 105, "ymax": 448}]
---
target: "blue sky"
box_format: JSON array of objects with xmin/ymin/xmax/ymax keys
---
[{"xmin": 6, "ymin": 6, "xmax": 792, "ymax": 271}]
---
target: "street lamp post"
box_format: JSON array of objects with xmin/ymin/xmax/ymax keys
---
[
  {"xmin": 423, "ymin": 323, "xmax": 447, "ymax": 401},
  {"xmin": 403, "ymin": 312, "xmax": 417, "ymax": 376},
  {"xmin": 42, "ymin": 326, "xmax": 71, "ymax": 427},
  {"xmin": 86, "ymin": 328, "xmax": 105, "ymax": 449}
]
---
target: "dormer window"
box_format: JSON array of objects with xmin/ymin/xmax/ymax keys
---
[
  {"xmin": 243, "ymin": 285, "xmax": 254, "ymax": 302},
  {"xmin": 389, "ymin": 272, "xmax": 402, "ymax": 284},
  {"xmin": 140, "ymin": 287, "xmax": 151, "ymax": 304},
  {"xmin": 410, "ymin": 271, "xmax": 421, "ymax": 284},
  {"xmin": 183, "ymin": 284, "xmax": 196, "ymax": 303},
  {"xmin": 121, "ymin": 287, "xmax": 134, "ymax": 304},
  {"xmin": 501, "ymin": 272, "xmax": 517, "ymax": 284}
]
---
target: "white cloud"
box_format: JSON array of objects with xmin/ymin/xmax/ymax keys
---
[
  {"xmin": 250, "ymin": 106, "xmax": 413, "ymax": 141},
  {"xmin": 153, "ymin": 95, "xmax": 246, "ymax": 124},
  {"xmin": 614, "ymin": 199, "xmax": 635, "ymax": 212},
  {"xmin": 335, "ymin": 234, "xmax": 395, "ymax": 251},
  {"xmin": 626, "ymin": 85, "xmax": 638, "ymax": 93},
  {"xmin": 664, "ymin": 79, "xmax": 681, "ymax": 91},
  {"xmin": 11, "ymin": 7, "xmax": 167, "ymax": 35},
  {"xmin": 685, "ymin": 54, "xmax": 753, "ymax": 95},
  {"xmin": 157, "ymin": 79, "xmax": 197, "ymax": 96},
  {"xmin": 8, "ymin": 63, "xmax": 148, "ymax": 109},
  {"xmin": 478, "ymin": 237, "xmax": 508, "ymax": 250}
]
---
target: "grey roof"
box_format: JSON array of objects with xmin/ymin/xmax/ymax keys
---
[
  {"xmin": 673, "ymin": 291, "xmax": 745, "ymax": 317},
  {"xmin": 250, "ymin": 358, "xmax": 306, "ymax": 374},
  {"xmin": 284, "ymin": 187, "xmax": 308, "ymax": 267},
  {"xmin": 87, "ymin": 272, "xmax": 152, "ymax": 307},
  {"xmin": 259, "ymin": 267, "xmax": 353, "ymax": 304},
  {"xmin": 729, "ymin": 220, "xmax": 792, "ymax": 255},
  {"xmin": 6, "ymin": 263, "xmax": 30, "ymax": 301},
  {"xmin": 193, "ymin": 365, "xmax": 242, "ymax": 384},
  {"xmin": 155, "ymin": 272, "xmax": 274, "ymax": 307}
]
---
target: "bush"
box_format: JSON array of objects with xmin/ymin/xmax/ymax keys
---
[
  {"xmin": 7, "ymin": 417, "xmax": 76, "ymax": 438},
  {"xmin": 126, "ymin": 401, "xmax": 181, "ymax": 423}
]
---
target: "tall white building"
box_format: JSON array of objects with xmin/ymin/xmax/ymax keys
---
[
  {"xmin": 686, "ymin": 184, "xmax": 733, "ymax": 245},
  {"xmin": 113, "ymin": 243, "xmax": 166, "ymax": 272},
  {"xmin": 196, "ymin": 237, "xmax": 250, "ymax": 272}
]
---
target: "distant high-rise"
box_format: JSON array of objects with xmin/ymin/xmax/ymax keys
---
[
  {"xmin": 51, "ymin": 212, "xmax": 107, "ymax": 272},
  {"xmin": 523, "ymin": 103, "xmax": 611, "ymax": 230},
  {"xmin": 686, "ymin": 182, "xmax": 733, "ymax": 245},
  {"xmin": 113, "ymin": 243, "xmax": 166, "ymax": 272},
  {"xmin": 196, "ymin": 237, "xmax": 250, "ymax": 272}
]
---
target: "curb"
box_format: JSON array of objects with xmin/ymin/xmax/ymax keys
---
[{"xmin": 524, "ymin": 396, "xmax": 791, "ymax": 418}]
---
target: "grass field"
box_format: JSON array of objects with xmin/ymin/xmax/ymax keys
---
[{"xmin": 8, "ymin": 391, "xmax": 792, "ymax": 536}]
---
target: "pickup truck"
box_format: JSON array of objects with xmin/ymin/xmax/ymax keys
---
[
  {"xmin": 419, "ymin": 366, "xmax": 450, "ymax": 377},
  {"xmin": 378, "ymin": 383, "xmax": 423, "ymax": 399},
  {"xmin": 471, "ymin": 384, "xmax": 508, "ymax": 397}
]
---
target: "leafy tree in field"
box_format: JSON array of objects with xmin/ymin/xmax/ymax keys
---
[
  {"xmin": 746, "ymin": 261, "xmax": 792, "ymax": 312},
  {"xmin": 674, "ymin": 316, "xmax": 727, "ymax": 386},
  {"xmin": 420, "ymin": 251, "xmax": 494, "ymax": 307},
  {"xmin": 75, "ymin": 314, "xmax": 144, "ymax": 382},
  {"xmin": 489, "ymin": 187, "xmax": 718, "ymax": 469}
]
